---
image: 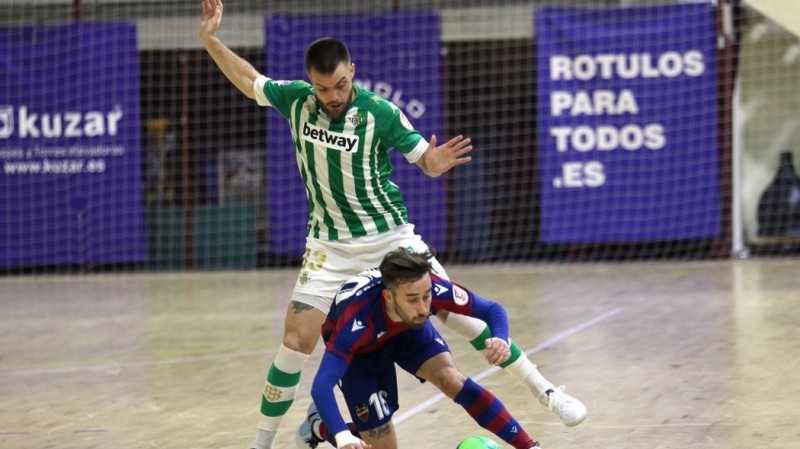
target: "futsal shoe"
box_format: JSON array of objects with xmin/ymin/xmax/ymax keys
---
[
  {"xmin": 541, "ymin": 386, "xmax": 587, "ymax": 427},
  {"xmin": 295, "ymin": 402, "xmax": 325, "ymax": 449}
]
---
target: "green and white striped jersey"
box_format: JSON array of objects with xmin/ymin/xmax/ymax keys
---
[{"xmin": 254, "ymin": 75, "xmax": 429, "ymax": 241}]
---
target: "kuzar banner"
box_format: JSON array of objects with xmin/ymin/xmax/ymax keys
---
[
  {"xmin": 265, "ymin": 12, "xmax": 444, "ymax": 256},
  {"xmin": 0, "ymin": 23, "xmax": 145, "ymax": 266},
  {"xmin": 536, "ymin": 4, "xmax": 720, "ymax": 243}
]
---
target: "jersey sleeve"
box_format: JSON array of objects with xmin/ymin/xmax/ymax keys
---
[
  {"xmin": 324, "ymin": 303, "xmax": 374, "ymax": 364},
  {"xmin": 469, "ymin": 291, "xmax": 510, "ymax": 343},
  {"xmin": 252, "ymin": 75, "xmax": 313, "ymax": 120},
  {"xmin": 374, "ymin": 97, "xmax": 428, "ymax": 163},
  {"xmin": 311, "ymin": 351, "xmax": 351, "ymax": 437},
  {"xmin": 325, "ymin": 320, "xmax": 361, "ymax": 364},
  {"xmin": 431, "ymin": 278, "xmax": 510, "ymax": 343}
]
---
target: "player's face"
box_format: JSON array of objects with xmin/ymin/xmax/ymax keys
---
[
  {"xmin": 308, "ymin": 62, "xmax": 355, "ymax": 120},
  {"xmin": 386, "ymin": 274, "xmax": 433, "ymax": 329}
]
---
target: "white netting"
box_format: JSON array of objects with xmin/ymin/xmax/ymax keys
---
[{"xmin": 1, "ymin": 0, "xmax": 797, "ymax": 273}]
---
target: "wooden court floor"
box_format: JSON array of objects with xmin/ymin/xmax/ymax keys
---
[{"xmin": 1, "ymin": 258, "xmax": 799, "ymax": 449}]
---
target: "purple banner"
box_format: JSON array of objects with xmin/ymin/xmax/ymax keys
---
[
  {"xmin": 265, "ymin": 12, "xmax": 444, "ymax": 256},
  {"xmin": 536, "ymin": 4, "xmax": 720, "ymax": 243},
  {"xmin": 0, "ymin": 23, "xmax": 145, "ymax": 266}
]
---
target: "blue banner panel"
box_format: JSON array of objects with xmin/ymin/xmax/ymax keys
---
[
  {"xmin": 536, "ymin": 4, "xmax": 720, "ymax": 243},
  {"xmin": 265, "ymin": 12, "xmax": 444, "ymax": 256},
  {"xmin": 0, "ymin": 23, "xmax": 145, "ymax": 266}
]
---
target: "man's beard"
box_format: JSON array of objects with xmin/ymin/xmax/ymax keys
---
[
  {"xmin": 321, "ymin": 96, "xmax": 353, "ymax": 120},
  {"xmin": 394, "ymin": 303, "xmax": 427, "ymax": 330}
]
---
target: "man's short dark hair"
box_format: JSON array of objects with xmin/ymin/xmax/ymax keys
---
[
  {"xmin": 379, "ymin": 248, "xmax": 433, "ymax": 290},
  {"xmin": 304, "ymin": 37, "xmax": 351, "ymax": 74}
]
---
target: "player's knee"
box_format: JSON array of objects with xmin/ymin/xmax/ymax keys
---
[
  {"xmin": 282, "ymin": 302, "xmax": 325, "ymax": 353},
  {"xmin": 281, "ymin": 331, "xmax": 317, "ymax": 354},
  {"xmin": 282, "ymin": 321, "xmax": 319, "ymax": 353},
  {"xmin": 443, "ymin": 372, "xmax": 467, "ymax": 398},
  {"xmin": 361, "ymin": 422, "xmax": 397, "ymax": 449},
  {"xmin": 433, "ymin": 367, "xmax": 467, "ymax": 398}
]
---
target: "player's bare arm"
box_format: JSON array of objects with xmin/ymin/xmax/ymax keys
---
[
  {"xmin": 199, "ymin": 0, "xmax": 260, "ymax": 99},
  {"xmin": 416, "ymin": 134, "xmax": 473, "ymax": 177}
]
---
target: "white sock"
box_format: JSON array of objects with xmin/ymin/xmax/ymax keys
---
[
  {"xmin": 442, "ymin": 312, "xmax": 486, "ymax": 340},
  {"xmin": 505, "ymin": 356, "xmax": 555, "ymax": 402},
  {"xmin": 251, "ymin": 427, "xmax": 277, "ymax": 449},
  {"xmin": 443, "ymin": 313, "xmax": 555, "ymax": 402},
  {"xmin": 253, "ymin": 345, "xmax": 310, "ymax": 448}
]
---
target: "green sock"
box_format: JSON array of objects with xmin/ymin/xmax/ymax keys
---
[
  {"xmin": 468, "ymin": 327, "xmax": 523, "ymax": 368},
  {"xmin": 260, "ymin": 363, "xmax": 301, "ymax": 417}
]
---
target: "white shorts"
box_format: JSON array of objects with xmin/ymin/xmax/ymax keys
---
[{"xmin": 292, "ymin": 224, "xmax": 448, "ymax": 313}]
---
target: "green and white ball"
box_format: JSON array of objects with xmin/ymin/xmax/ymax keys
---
[{"xmin": 457, "ymin": 436, "xmax": 502, "ymax": 449}]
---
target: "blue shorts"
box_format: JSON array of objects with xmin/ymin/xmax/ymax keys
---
[{"xmin": 338, "ymin": 320, "xmax": 451, "ymax": 432}]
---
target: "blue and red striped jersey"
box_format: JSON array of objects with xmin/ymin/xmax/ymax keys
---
[{"xmin": 321, "ymin": 268, "xmax": 510, "ymax": 364}]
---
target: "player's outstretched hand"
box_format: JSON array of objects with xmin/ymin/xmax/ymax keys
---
[
  {"xmin": 340, "ymin": 440, "xmax": 372, "ymax": 449},
  {"xmin": 421, "ymin": 134, "xmax": 473, "ymax": 177},
  {"xmin": 483, "ymin": 337, "xmax": 511, "ymax": 365},
  {"xmin": 199, "ymin": 0, "xmax": 223, "ymax": 40},
  {"xmin": 337, "ymin": 432, "xmax": 372, "ymax": 449}
]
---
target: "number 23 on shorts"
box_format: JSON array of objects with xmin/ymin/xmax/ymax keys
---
[{"xmin": 302, "ymin": 246, "xmax": 327, "ymax": 271}]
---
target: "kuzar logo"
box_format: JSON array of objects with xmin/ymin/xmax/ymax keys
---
[
  {"xmin": 302, "ymin": 122, "xmax": 359, "ymax": 152},
  {"xmin": 0, "ymin": 105, "xmax": 14, "ymax": 138},
  {"xmin": 0, "ymin": 105, "xmax": 124, "ymax": 139}
]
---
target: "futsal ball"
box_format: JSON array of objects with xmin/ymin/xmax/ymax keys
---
[{"xmin": 457, "ymin": 436, "xmax": 501, "ymax": 449}]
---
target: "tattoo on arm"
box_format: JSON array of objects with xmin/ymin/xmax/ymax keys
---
[
  {"xmin": 364, "ymin": 423, "xmax": 393, "ymax": 440},
  {"xmin": 290, "ymin": 301, "xmax": 314, "ymax": 314}
]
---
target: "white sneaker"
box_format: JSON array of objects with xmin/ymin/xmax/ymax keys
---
[
  {"xmin": 541, "ymin": 386, "xmax": 587, "ymax": 427},
  {"xmin": 295, "ymin": 402, "xmax": 324, "ymax": 449}
]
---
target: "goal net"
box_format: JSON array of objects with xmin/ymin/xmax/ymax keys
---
[{"xmin": 1, "ymin": 0, "xmax": 797, "ymax": 273}]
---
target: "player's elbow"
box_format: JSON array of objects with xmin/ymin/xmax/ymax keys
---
[
  {"xmin": 310, "ymin": 378, "xmax": 324, "ymax": 403},
  {"xmin": 310, "ymin": 374, "xmax": 333, "ymax": 405},
  {"xmin": 236, "ymin": 79, "xmax": 257, "ymax": 100}
]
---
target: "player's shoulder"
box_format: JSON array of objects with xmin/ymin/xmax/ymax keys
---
[
  {"xmin": 267, "ymin": 78, "xmax": 313, "ymax": 96},
  {"xmin": 430, "ymin": 273, "xmax": 452, "ymax": 296},
  {"xmin": 431, "ymin": 275, "xmax": 471, "ymax": 304},
  {"xmin": 266, "ymin": 78, "xmax": 310, "ymax": 89},
  {"xmin": 355, "ymin": 84, "xmax": 398, "ymax": 115}
]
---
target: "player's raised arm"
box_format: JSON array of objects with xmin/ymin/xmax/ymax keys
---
[
  {"xmin": 416, "ymin": 134, "xmax": 473, "ymax": 177},
  {"xmin": 199, "ymin": 0, "xmax": 260, "ymax": 100}
]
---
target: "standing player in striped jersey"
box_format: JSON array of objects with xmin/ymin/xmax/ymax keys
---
[
  {"xmin": 199, "ymin": 1, "xmax": 586, "ymax": 449},
  {"xmin": 302, "ymin": 248, "xmax": 540, "ymax": 449}
]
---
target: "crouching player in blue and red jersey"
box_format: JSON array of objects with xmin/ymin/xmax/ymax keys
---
[{"xmin": 298, "ymin": 248, "xmax": 542, "ymax": 449}]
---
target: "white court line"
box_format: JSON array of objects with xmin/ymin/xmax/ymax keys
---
[
  {"xmin": 394, "ymin": 307, "xmax": 624, "ymax": 424},
  {"xmin": 0, "ymin": 349, "xmax": 271, "ymax": 377},
  {"xmin": 2, "ymin": 307, "xmax": 622, "ymax": 381}
]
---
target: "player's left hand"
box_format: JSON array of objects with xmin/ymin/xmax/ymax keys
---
[
  {"xmin": 483, "ymin": 337, "xmax": 511, "ymax": 365},
  {"xmin": 419, "ymin": 134, "xmax": 473, "ymax": 177},
  {"xmin": 199, "ymin": 0, "xmax": 223, "ymax": 40}
]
